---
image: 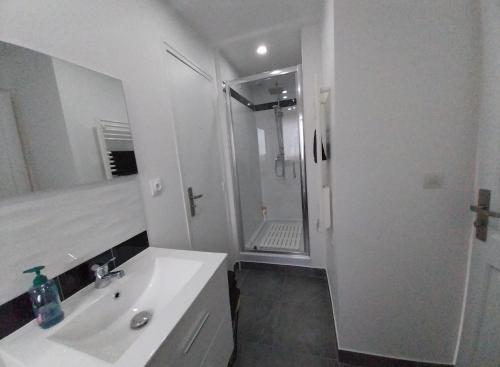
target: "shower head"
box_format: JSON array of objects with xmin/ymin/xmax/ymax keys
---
[
  {"xmin": 268, "ymin": 81, "xmax": 284, "ymax": 95},
  {"xmin": 268, "ymin": 86, "xmax": 284, "ymax": 95}
]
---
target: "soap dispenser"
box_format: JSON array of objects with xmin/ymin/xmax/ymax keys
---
[{"xmin": 23, "ymin": 266, "xmax": 64, "ymax": 329}]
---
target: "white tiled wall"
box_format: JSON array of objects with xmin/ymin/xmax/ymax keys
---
[{"xmin": 0, "ymin": 177, "xmax": 146, "ymax": 304}]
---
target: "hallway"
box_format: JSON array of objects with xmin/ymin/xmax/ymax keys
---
[{"xmin": 234, "ymin": 263, "xmax": 352, "ymax": 367}]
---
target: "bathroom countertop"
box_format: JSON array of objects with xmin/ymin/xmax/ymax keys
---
[{"xmin": 0, "ymin": 248, "xmax": 227, "ymax": 367}]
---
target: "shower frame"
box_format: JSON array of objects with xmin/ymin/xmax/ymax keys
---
[{"xmin": 224, "ymin": 65, "xmax": 310, "ymax": 256}]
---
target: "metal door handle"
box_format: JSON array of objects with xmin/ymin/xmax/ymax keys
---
[
  {"xmin": 188, "ymin": 187, "xmax": 203, "ymax": 217},
  {"xmin": 470, "ymin": 189, "xmax": 499, "ymax": 241},
  {"xmin": 183, "ymin": 312, "xmax": 210, "ymax": 354},
  {"xmin": 470, "ymin": 205, "xmax": 500, "ymax": 218}
]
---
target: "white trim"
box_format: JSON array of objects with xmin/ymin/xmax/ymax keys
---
[
  {"xmin": 239, "ymin": 251, "xmax": 313, "ymax": 267},
  {"xmin": 163, "ymin": 41, "xmax": 213, "ymax": 82},
  {"xmin": 453, "ymin": 229, "xmax": 477, "ymax": 365},
  {"xmin": 162, "ymin": 47, "xmax": 194, "ymax": 250},
  {"xmin": 325, "ymin": 266, "xmax": 341, "ymax": 355},
  {"xmin": 338, "ymin": 347, "xmax": 453, "ymax": 366}
]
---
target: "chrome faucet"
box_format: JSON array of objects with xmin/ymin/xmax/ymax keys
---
[{"xmin": 91, "ymin": 257, "xmax": 125, "ymax": 289}]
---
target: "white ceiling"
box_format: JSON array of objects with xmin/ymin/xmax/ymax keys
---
[{"xmin": 167, "ymin": 0, "xmax": 323, "ymax": 76}]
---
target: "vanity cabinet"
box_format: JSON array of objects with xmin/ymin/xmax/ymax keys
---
[{"xmin": 146, "ymin": 264, "xmax": 233, "ymax": 367}]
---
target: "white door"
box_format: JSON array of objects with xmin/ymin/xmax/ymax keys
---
[
  {"xmin": 457, "ymin": 135, "xmax": 500, "ymax": 367},
  {"xmin": 165, "ymin": 52, "xmax": 230, "ymax": 254},
  {"xmin": 0, "ymin": 90, "xmax": 31, "ymax": 198},
  {"xmin": 457, "ymin": 3, "xmax": 500, "ymax": 363}
]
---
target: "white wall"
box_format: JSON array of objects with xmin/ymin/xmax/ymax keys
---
[
  {"xmin": 328, "ymin": 0, "xmax": 479, "ymax": 363},
  {"xmin": 254, "ymin": 109, "xmax": 302, "ymax": 220},
  {"xmin": 0, "ymin": 0, "xmax": 226, "ymax": 251},
  {"xmin": 0, "ymin": 177, "xmax": 146, "ymax": 304},
  {"xmin": 53, "ymin": 58, "xmax": 130, "ymax": 184}
]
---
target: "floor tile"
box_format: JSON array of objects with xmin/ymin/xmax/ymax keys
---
[
  {"xmin": 235, "ymin": 268, "xmax": 249, "ymax": 285},
  {"xmin": 238, "ymin": 295, "xmax": 276, "ymax": 344},
  {"xmin": 235, "ymin": 342, "xmax": 340, "ymax": 367},
  {"xmin": 271, "ymin": 345, "xmax": 340, "ymax": 367},
  {"xmin": 265, "ymin": 299, "xmax": 337, "ymax": 358},
  {"xmin": 233, "ymin": 342, "xmax": 275, "ymax": 367},
  {"xmin": 239, "ymin": 269, "xmax": 285, "ymax": 300},
  {"xmin": 281, "ymin": 274, "xmax": 331, "ymax": 309},
  {"xmin": 235, "ymin": 264, "xmax": 339, "ymax": 366}
]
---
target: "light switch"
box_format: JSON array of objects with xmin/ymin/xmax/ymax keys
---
[
  {"xmin": 149, "ymin": 178, "xmax": 163, "ymax": 196},
  {"xmin": 423, "ymin": 173, "xmax": 443, "ymax": 189}
]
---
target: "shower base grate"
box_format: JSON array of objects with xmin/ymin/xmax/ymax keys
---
[{"xmin": 253, "ymin": 220, "xmax": 303, "ymax": 251}]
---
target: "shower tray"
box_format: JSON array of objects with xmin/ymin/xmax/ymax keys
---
[{"xmin": 248, "ymin": 220, "xmax": 303, "ymax": 253}]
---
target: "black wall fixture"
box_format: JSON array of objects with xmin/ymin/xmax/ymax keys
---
[{"xmin": 225, "ymin": 85, "xmax": 297, "ymax": 112}]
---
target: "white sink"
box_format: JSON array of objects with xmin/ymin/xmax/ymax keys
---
[
  {"xmin": 49, "ymin": 251, "xmax": 202, "ymax": 363},
  {"xmin": 0, "ymin": 352, "xmax": 23, "ymax": 367},
  {"xmin": 0, "ymin": 248, "xmax": 226, "ymax": 367}
]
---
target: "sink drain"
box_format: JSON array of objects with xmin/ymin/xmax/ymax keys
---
[{"xmin": 130, "ymin": 311, "xmax": 153, "ymax": 330}]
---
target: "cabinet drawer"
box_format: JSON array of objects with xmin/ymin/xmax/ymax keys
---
[
  {"xmin": 200, "ymin": 311, "xmax": 234, "ymax": 367},
  {"xmin": 147, "ymin": 265, "xmax": 231, "ymax": 367}
]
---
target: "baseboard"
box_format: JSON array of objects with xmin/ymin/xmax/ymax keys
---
[
  {"xmin": 338, "ymin": 349, "xmax": 454, "ymax": 367},
  {"xmin": 239, "ymin": 261, "xmax": 326, "ymax": 278},
  {"xmin": 324, "ymin": 268, "xmax": 341, "ymax": 359}
]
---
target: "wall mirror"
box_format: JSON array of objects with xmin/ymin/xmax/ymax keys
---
[{"xmin": 0, "ymin": 41, "xmax": 137, "ymax": 200}]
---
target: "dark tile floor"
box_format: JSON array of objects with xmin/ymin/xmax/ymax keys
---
[{"xmin": 233, "ymin": 265, "xmax": 357, "ymax": 367}]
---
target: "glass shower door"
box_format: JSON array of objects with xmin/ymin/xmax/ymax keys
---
[{"xmin": 226, "ymin": 66, "xmax": 309, "ymax": 255}]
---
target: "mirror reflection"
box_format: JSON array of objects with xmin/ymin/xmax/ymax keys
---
[{"xmin": 0, "ymin": 41, "xmax": 137, "ymax": 200}]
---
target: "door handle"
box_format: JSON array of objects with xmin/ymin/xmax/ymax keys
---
[
  {"xmin": 469, "ymin": 205, "xmax": 500, "ymax": 218},
  {"xmin": 183, "ymin": 312, "xmax": 210, "ymax": 354},
  {"xmin": 470, "ymin": 189, "xmax": 500, "ymax": 241},
  {"xmin": 188, "ymin": 187, "xmax": 203, "ymax": 217}
]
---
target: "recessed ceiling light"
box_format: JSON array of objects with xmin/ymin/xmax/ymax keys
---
[
  {"xmin": 270, "ymin": 70, "xmax": 282, "ymax": 75},
  {"xmin": 256, "ymin": 45, "xmax": 267, "ymax": 55},
  {"xmin": 282, "ymin": 90, "xmax": 288, "ymax": 94},
  {"xmin": 282, "ymin": 96, "xmax": 287, "ymax": 99}
]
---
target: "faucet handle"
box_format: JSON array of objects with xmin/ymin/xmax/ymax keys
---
[{"xmin": 91, "ymin": 257, "xmax": 116, "ymax": 274}]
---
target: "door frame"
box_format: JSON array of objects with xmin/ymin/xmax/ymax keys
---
[
  {"xmin": 163, "ymin": 42, "xmax": 222, "ymax": 250},
  {"xmin": 224, "ymin": 65, "xmax": 310, "ymax": 256}
]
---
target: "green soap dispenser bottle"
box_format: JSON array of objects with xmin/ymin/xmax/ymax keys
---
[{"xmin": 23, "ymin": 266, "xmax": 64, "ymax": 329}]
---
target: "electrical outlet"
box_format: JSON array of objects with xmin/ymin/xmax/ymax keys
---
[
  {"xmin": 423, "ymin": 173, "xmax": 443, "ymax": 189},
  {"xmin": 149, "ymin": 178, "xmax": 163, "ymax": 196}
]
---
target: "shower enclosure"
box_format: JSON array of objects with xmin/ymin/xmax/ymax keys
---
[{"xmin": 225, "ymin": 65, "xmax": 309, "ymax": 255}]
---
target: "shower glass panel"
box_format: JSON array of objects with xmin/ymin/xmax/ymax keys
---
[{"xmin": 225, "ymin": 66, "xmax": 309, "ymax": 255}]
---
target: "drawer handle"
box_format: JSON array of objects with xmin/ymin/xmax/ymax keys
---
[{"xmin": 183, "ymin": 312, "xmax": 210, "ymax": 354}]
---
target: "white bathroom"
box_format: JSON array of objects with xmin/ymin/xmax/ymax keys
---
[{"xmin": 0, "ymin": 1, "xmax": 499, "ymax": 366}]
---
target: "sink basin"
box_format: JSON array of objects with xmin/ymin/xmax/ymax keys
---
[
  {"xmin": 0, "ymin": 248, "xmax": 226, "ymax": 367},
  {"xmin": 49, "ymin": 251, "xmax": 202, "ymax": 363},
  {"xmin": 0, "ymin": 352, "xmax": 24, "ymax": 367}
]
